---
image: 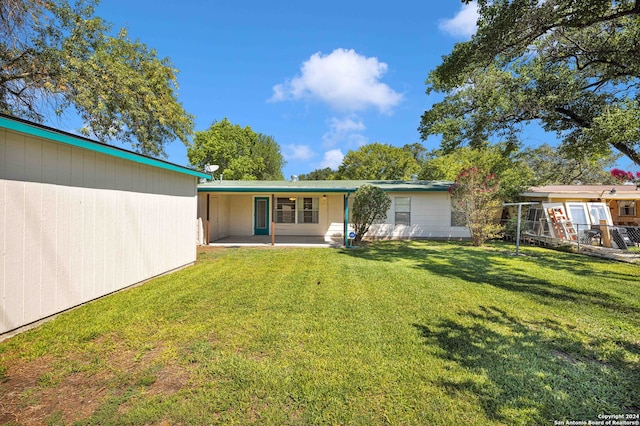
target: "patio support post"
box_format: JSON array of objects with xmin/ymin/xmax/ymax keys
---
[
  {"xmin": 206, "ymin": 194, "xmax": 210, "ymax": 245},
  {"xmin": 271, "ymin": 194, "xmax": 275, "ymax": 246},
  {"xmin": 344, "ymin": 191, "xmax": 351, "ymax": 247}
]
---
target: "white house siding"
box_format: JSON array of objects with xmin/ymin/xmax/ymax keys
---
[
  {"xmin": 366, "ymin": 192, "xmax": 470, "ymax": 240},
  {"xmin": 228, "ymin": 195, "xmax": 253, "ymax": 236},
  {"xmin": 197, "ymin": 193, "xmax": 232, "ymax": 242},
  {"xmin": 325, "ymin": 194, "xmax": 347, "ymax": 241},
  {"xmin": 0, "ymin": 128, "xmax": 198, "ymax": 334}
]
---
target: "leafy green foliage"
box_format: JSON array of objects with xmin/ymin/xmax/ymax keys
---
[
  {"xmin": 450, "ymin": 167, "xmax": 504, "ymax": 246},
  {"xmin": 421, "ymin": 0, "xmax": 640, "ymax": 166},
  {"xmin": 420, "ymin": 143, "xmax": 620, "ymax": 199},
  {"xmin": 351, "ymin": 184, "xmax": 391, "ymax": 242},
  {"xmin": 420, "ymin": 144, "xmax": 531, "ymax": 199},
  {"xmin": 299, "ymin": 167, "xmax": 337, "ymax": 180},
  {"xmin": 337, "ymin": 142, "xmax": 420, "ymax": 180},
  {"xmin": 523, "ymin": 144, "xmax": 620, "ymax": 186},
  {"xmin": 187, "ymin": 118, "xmax": 285, "ymax": 180},
  {"xmin": 0, "ymin": 0, "xmax": 194, "ymax": 157}
]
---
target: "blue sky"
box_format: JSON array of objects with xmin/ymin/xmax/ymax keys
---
[{"xmin": 66, "ymin": 1, "xmax": 487, "ymax": 177}]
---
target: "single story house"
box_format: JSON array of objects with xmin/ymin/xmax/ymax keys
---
[
  {"xmin": 196, "ymin": 179, "xmax": 470, "ymax": 245},
  {"xmin": 521, "ymin": 184, "xmax": 640, "ymax": 226},
  {"xmin": 0, "ymin": 114, "xmax": 210, "ymax": 335}
]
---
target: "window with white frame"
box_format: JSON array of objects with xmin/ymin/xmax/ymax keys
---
[
  {"xmin": 276, "ymin": 197, "xmax": 296, "ymax": 223},
  {"xmin": 395, "ymin": 197, "xmax": 411, "ymax": 226},
  {"xmin": 619, "ymin": 200, "xmax": 636, "ymax": 216},
  {"xmin": 276, "ymin": 197, "xmax": 319, "ymax": 224},
  {"xmin": 298, "ymin": 197, "xmax": 319, "ymax": 224}
]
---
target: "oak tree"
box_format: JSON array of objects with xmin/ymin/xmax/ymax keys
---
[
  {"xmin": 0, "ymin": 0, "xmax": 193, "ymax": 157},
  {"xmin": 337, "ymin": 142, "xmax": 420, "ymax": 180},
  {"xmin": 420, "ymin": 0, "xmax": 640, "ymax": 166},
  {"xmin": 187, "ymin": 118, "xmax": 285, "ymax": 180}
]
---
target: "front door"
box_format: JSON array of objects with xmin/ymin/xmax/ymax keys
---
[{"xmin": 254, "ymin": 197, "xmax": 270, "ymax": 235}]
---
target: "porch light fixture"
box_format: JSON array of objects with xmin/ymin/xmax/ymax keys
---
[
  {"xmin": 599, "ymin": 188, "xmax": 617, "ymax": 198},
  {"xmin": 289, "ymin": 197, "xmax": 296, "ymax": 201}
]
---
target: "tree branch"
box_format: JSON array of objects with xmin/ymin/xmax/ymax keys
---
[
  {"xmin": 611, "ymin": 141, "xmax": 640, "ymax": 166},
  {"xmin": 554, "ymin": 107, "xmax": 592, "ymax": 128}
]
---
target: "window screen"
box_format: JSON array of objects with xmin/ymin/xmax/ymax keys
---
[
  {"xmin": 395, "ymin": 197, "xmax": 411, "ymax": 226},
  {"xmin": 276, "ymin": 198, "xmax": 296, "ymax": 223},
  {"xmin": 298, "ymin": 197, "xmax": 319, "ymax": 224}
]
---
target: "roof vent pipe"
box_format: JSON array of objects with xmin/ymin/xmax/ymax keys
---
[{"xmin": 411, "ymin": 174, "xmax": 418, "ymax": 182}]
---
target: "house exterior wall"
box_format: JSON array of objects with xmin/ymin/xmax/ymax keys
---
[
  {"xmin": 366, "ymin": 192, "xmax": 470, "ymax": 239},
  {"xmin": 197, "ymin": 191, "xmax": 470, "ymax": 242},
  {"xmin": 1, "ymin": 128, "xmax": 198, "ymax": 334},
  {"xmin": 228, "ymin": 195, "xmax": 253, "ymax": 236},
  {"xmin": 325, "ymin": 194, "xmax": 346, "ymax": 241}
]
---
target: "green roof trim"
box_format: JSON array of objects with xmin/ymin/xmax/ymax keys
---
[
  {"xmin": 198, "ymin": 180, "xmax": 453, "ymax": 193},
  {"xmin": 0, "ymin": 114, "xmax": 210, "ymax": 179}
]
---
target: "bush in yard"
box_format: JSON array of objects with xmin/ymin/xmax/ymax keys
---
[
  {"xmin": 450, "ymin": 167, "xmax": 504, "ymax": 246},
  {"xmin": 351, "ymin": 184, "xmax": 391, "ymax": 243}
]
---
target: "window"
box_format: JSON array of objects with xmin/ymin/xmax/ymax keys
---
[
  {"xmin": 566, "ymin": 202, "xmax": 590, "ymax": 226},
  {"xmin": 395, "ymin": 197, "xmax": 411, "ymax": 226},
  {"xmin": 276, "ymin": 197, "xmax": 319, "ymax": 224},
  {"xmin": 298, "ymin": 197, "xmax": 319, "ymax": 224},
  {"xmin": 276, "ymin": 197, "xmax": 296, "ymax": 223},
  {"xmin": 588, "ymin": 202, "xmax": 612, "ymax": 226},
  {"xmin": 619, "ymin": 200, "xmax": 636, "ymax": 216}
]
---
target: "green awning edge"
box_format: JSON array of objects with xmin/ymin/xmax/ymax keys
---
[{"xmin": 0, "ymin": 114, "xmax": 210, "ymax": 180}]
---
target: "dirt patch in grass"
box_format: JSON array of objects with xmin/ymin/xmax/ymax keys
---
[{"xmin": 0, "ymin": 336, "xmax": 191, "ymax": 425}]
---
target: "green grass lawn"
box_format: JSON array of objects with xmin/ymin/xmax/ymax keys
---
[{"xmin": 1, "ymin": 241, "xmax": 639, "ymax": 425}]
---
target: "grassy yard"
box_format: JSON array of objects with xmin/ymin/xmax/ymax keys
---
[{"xmin": 0, "ymin": 241, "xmax": 639, "ymax": 425}]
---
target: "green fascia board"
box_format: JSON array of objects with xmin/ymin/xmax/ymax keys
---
[
  {"xmin": 198, "ymin": 186, "xmax": 355, "ymax": 193},
  {"xmin": 198, "ymin": 180, "xmax": 453, "ymax": 193},
  {"xmin": 0, "ymin": 114, "xmax": 210, "ymax": 180}
]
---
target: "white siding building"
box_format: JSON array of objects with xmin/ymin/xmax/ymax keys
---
[
  {"xmin": 197, "ymin": 180, "xmax": 470, "ymax": 245},
  {"xmin": 0, "ymin": 114, "xmax": 209, "ymax": 335}
]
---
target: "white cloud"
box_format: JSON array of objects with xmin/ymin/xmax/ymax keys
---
[
  {"xmin": 322, "ymin": 117, "xmax": 366, "ymax": 147},
  {"xmin": 439, "ymin": 2, "xmax": 479, "ymax": 38},
  {"xmin": 320, "ymin": 149, "xmax": 345, "ymax": 169},
  {"xmin": 270, "ymin": 48, "xmax": 403, "ymax": 113},
  {"xmin": 283, "ymin": 144, "xmax": 316, "ymax": 162}
]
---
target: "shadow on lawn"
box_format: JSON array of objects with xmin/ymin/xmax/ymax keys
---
[
  {"xmin": 343, "ymin": 241, "xmax": 640, "ymax": 315},
  {"xmin": 413, "ymin": 306, "xmax": 640, "ymax": 423}
]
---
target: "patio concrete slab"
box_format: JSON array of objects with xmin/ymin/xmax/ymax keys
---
[{"xmin": 207, "ymin": 235, "xmax": 343, "ymax": 248}]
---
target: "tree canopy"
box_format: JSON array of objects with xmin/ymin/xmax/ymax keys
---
[
  {"xmin": 299, "ymin": 167, "xmax": 336, "ymax": 180},
  {"xmin": 419, "ymin": 144, "xmax": 531, "ymax": 199},
  {"xmin": 187, "ymin": 118, "xmax": 285, "ymax": 180},
  {"xmin": 420, "ymin": 0, "xmax": 640, "ymax": 166},
  {"xmin": 522, "ymin": 144, "xmax": 620, "ymax": 186},
  {"xmin": 420, "ymin": 143, "xmax": 620, "ymax": 199},
  {"xmin": 336, "ymin": 143, "xmax": 421, "ymax": 180},
  {"xmin": 1, "ymin": 0, "xmax": 193, "ymax": 157}
]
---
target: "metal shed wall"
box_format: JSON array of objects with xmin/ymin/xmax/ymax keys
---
[{"xmin": 0, "ymin": 128, "xmax": 198, "ymax": 334}]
